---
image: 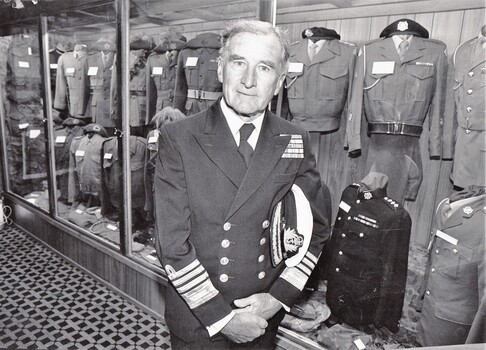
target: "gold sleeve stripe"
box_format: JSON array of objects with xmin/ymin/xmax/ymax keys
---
[{"xmin": 280, "ymin": 266, "xmax": 308, "ymax": 291}]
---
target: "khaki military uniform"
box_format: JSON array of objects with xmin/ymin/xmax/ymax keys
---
[
  {"xmin": 146, "ymin": 51, "xmax": 178, "ymax": 121},
  {"xmin": 54, "ymin": 51, "xmax": 90, "ymax": 118},
  {"xmin": 346, "ymin": 36, "xmax": 447, "ymax": 201},
  {"xmin": 286, "ymin": 38, "xmax": 357, "ymax": 132},
  {"xmin": 173, "ymin": 33, "xmax": 222, "ymax": 116},
  {"xmin": 86, "ymin": 51, "xmax": 116, "ymax": 128},
  {"xmin": 443, "ymin": 37, "xmax": 486, "ymax": 188}
]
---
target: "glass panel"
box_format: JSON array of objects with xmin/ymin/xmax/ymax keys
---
[
  {"xmin": 45, "ymin": 2, "xmax": 120, "ymax": 246},
  {"xmin": 127, "ymin": 0, "xmax": 256, "ymax": 267},
  {"xmin": 0, "ymin": 21, "xmax": 50, "ymax": 212}
]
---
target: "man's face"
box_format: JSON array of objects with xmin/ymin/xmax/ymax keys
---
[{"xmin": 217, "ymin": 32, "xmax": 285, "ymax": 120}]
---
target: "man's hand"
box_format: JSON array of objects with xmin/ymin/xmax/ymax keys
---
[
  {"xmin": 233, "ymin": 293, "xmax": 283, "ymax": 320},
  {"xmin": 220, "ymin": 312, "xmax": 267, "ymax": 343}
]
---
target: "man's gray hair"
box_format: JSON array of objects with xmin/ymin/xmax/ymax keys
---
[{"xmin": 220, "ymin": 19, "xmax": 290, "ymax": 72}]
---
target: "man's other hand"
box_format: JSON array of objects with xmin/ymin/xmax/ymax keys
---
[
  {"xmin": 220, "ymin": 312, "xmax": 267, "ymax": 343},
  {"xmin": 233, "ymin": 293, "xmax": 282, "ymax": 320}
]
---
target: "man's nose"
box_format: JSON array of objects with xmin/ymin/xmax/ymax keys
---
[{"xmin": 241, "ymin": 67, "xmax": 256, "ymax": 88}]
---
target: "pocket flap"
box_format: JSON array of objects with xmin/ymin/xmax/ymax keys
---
[
  {"xmin": 434, "ymin": 298, "xmax": 476, "ymax": 325},
  {"xmin": 319, "ymin": 65, "xmax": 347, "ymax": 79},
  {"xmin": 407, "ymin": 66, "xmax": 434, "ymax": 80}
]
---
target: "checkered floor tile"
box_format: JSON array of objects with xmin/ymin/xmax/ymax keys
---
[{"xmin": 0, "ymin": 225, "xmax": 171, "ymax": 349}]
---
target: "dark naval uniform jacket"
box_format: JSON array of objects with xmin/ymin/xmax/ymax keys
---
[
  {"xmin": 173, "ymin": 33, "xmax": 222, "ymax": 116},
  {"xmin": 325, "ymin": 179, "xmax": 412, "ymax": 332},
  {"xmin": 346, "ymin": 36, "xmax": 447, "ymax": 155},
  {"xmin": 443, "ymin": 36, "xmax": 486, "ymax": 188},
  {"xmin": 285, "ymin": 38, "xmax": 357, "ymax": 132},
  {"xmin": 154, "ymin": 101, "xmax": 328, "ymax": 341},
  {"xmin": 416, "ymin": 189, "xmax": 486, "ymax": 346}
]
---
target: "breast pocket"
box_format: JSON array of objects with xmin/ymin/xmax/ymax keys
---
[
  {"xmin": 435, "ymin": 239, "xmax": 474, "ymax": 285},
  {"xmin": 366, "ymin": 73, "xmax": 391, "ymax": 100},
  {"xmin": 318, "ymin": 65, "xmax": 348, "ymax": 99},
  {"xmin": 405, "ymin": 65, "xmax": 435, "ymax": 101}
]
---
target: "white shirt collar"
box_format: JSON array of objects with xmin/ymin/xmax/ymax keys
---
[
  {"xmin": 307, "ymin": 39, "xmax": 326, "ymax": 51},
  {"xmin": 392, "ymin": 35, "xmax": 413, "ymax": 50},
  {"xmin": 220, "ymin": 98, "xmax": 264, "ymax": 150}
]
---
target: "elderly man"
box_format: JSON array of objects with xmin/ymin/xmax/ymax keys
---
[{"xmin": 154, "ymin": 19, "xmax": 328, "ymax": 349}]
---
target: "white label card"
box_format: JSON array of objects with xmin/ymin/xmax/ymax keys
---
[
  {"xmin": 50, "ymin": 63, "xmax": 58, "ymax": 69},
  {"xmin": 18, "ymin": 61, "xmax": 30, "ymax": 68},
  {"xmin": 18, "ymin": 123, "xmax": 29, "ymax": 129},
  {"xmin": 29, "ymin": 130, "xmax": 41, "ymax": 139},
  {"xmin": 339, "ymin": 201, "xmax": 351, "ymax": 213},
  {"xmin": 28, "ymin": 47, "xmax": 32, "ymax": 55},
  {"xmin": 152, "ymin": 67, "xmax": 163, "ymax": 75},
  {"xmin": 107, "ymin": 224, "xmax": 118, "ymax": 231},
  {"xmin": 65, "ymin": 67, "xmax": 75, "ymax": 75},
  {"xmin": 186, "ymin": 57, "xmax": 198, "ymax": 67},
  {"xmin": 436, "ymin": 229, "xmax": 458, "ymax": 246},
  {"xmin": 288, "ymin": 62, "xmax": 304, "ymax": 73},
  {"xmin": 55, "ymin": 136, "xmax": 66, "ymax": 143},
  {"xmin": 87, "ymin": 66, "xmax": 99, "ymax": 76},
  {"xmin": 148, "ymin": 136, "xmax": 158, "ymax": 143},
  {"xmin": 104, "ymin": 153, "xmax": 113, "ymax": 159},
  {"xmin": 353, "ymin": 339, "xmax": 366, "ymax": 350},
  {"xmin": 372, "ymin": 61, "xmax": 395, "ymax": 75},
  {"xmin": 75, "ymin": 150, "xmax": 85, "ymax": 157}
]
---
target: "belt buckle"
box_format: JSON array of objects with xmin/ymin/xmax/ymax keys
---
[
  {"xmin": 198, "ymin": 89, "xmax": 202, "ymax": 101},
  {"xmin": 388, "ymin": 122, "xmax": 400, "ymax": 134}
]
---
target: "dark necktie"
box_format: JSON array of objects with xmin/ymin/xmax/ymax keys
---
[{"xmin": 238, "ymin": 123, "xmax": 255, "ymax": 167}]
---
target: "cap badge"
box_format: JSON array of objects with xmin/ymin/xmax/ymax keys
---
[
  {"xmin": 104, "ymin": 43, "xmax": 111, "ymax": 50},
  {"xmin": 93, "ymin": 125, "xmax": 100, "ymax": 132},
  {"xmin": 364, "ymin": 192, "xmax": 373, "ymax": 200},
  {"xmin": 283, "ymin": 227, "xmax": 304, "ymax": 257},
  {"xmin": 304, "ymin": 29, "xmax": 313, "ymax": 37},
  {"xmin": 397, "ymin": 21, "xmax": 409, "ymax": 31},
  {"xmin": 463, "ymin": 206, "xmax": 473, "ymax": 215}
]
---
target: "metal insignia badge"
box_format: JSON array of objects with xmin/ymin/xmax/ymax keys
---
[
  {"xmin": 397, "ymin": 21, "xmax": 409, "ymax": 31},
  {"xmin": 463, "ymin": 206, "xmax": 474, "ymax": 215},
  {"xmin": 364, "ymin": 192, "xmax": 372, "ymax": 200},
  {"xmin": 305, "ymin": 29, "xmax": 314, "ymax": 37},
  {"xmin": 104, "ymin": 43, "xmax": 111, "ymax": 50},
  {"xmin": 283, "ymin": 227, "xmax": 304, "ymax": 258}
]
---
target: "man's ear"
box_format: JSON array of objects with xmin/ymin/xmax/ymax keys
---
[{"xmin": 217, "ymin": 56, "xmax": 224, "ymax": 83}]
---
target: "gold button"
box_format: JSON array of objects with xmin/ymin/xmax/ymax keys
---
[
  {"xmin": 220, "ymin": 274, "xmax": 228, "ymax": 283},
  {"xmin": 258, "ymin": 255, "xmax": 265, "ymax": 262},
  {"xmin": 258, "ymin": 272, "xmax": 265, "ymax": 279},
  {"xmin": 453, "ymin": 248, "xmax": 458, "ymax": 254},
  {"xmin": 426, "ymin": 290, "xmax": 430, "ymax": 295},
  {"xmin": 347, "ymin": 216, "xmax": 352, "ymax": 220},
  {"xmin": 338, "ymin": 251, "xmax": 343, "ymax": 255},
  {"xmin": 341, "ymin": 233, "xmax": 346, "ymax": 238},
  {"xmin": 359, "ymin": 233, "xmax": 364, "ymax": 237},
  {"xmin": 431, "ymin": 268, "xmax": 435, "ymax": 273},
  {"xmin": 220, "ymin": 257, "xmax": 229, "ymax": 265},
  {"xmin": 335, "ymin": 267, "xmax": 340, "ymax": 272},
  {"xmin": 467, "ymin": 106, "xmax": 472, "ymax": 112},
  {"xmin": 337, "ymin": 217, "xmax": 341, "ymax": 221},
  {"xmin": 262, "ymin": 220, "xmax": 270, "ymax": 229},
  {"xmin": 468, "ymin": 71, "xmax": 474, "ymax": 77},
  {"xmin": 223, "ymin": 222, "xmax": 231, "ymax": 231},
  {"xmin": 435, "ymin": 249, "xmax": 439, "ymax": 254},
  {"xmin": 467, "ymin": 89, "xmax": 473, "ymax": 95},
  {"xmin": 221, "ymin": 239, "xmax": 230, "ymax": 248},
  {"xmin": 356, "ymin": 200, "xmax": 360, "ymax": 204},
  {"xmin": 260, "ymin": 238, "xmax": 266, "ymax": 245}
]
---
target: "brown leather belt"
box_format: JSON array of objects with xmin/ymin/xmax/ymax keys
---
[
  {"xmin": 368, "ymin": 122, "xmax": 422, "ymax": 137},
  {"xmin": 187, "ymin": 89, "xmax": 221, "ymax": 101},
  {"xmin": 130, "ymin": 90, "xmax": 146, "ymax": 96}
]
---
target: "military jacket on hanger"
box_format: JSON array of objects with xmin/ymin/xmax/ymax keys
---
[{"xmin": 325, "ymin": 182, "xmax": 412, "ymax": 332}]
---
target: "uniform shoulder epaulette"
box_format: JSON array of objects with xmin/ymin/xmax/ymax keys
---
[
  {"xmin": 423, "ymin": 38, "xmax": 447, "ymax": 48},
  {"xmin": 339, "ymin": 40, "xmax": 356, "ymax": 46},
  {"xmin": 363, "ymin": 37, "xmax": 386, "ymax": 47},
  {"xmin": 290, "ymin": 40, "xmax": 301, "ymax": 46},
  {"xmin": 452, "ymin": 37, "xmax": 476, "ymax": 65},
  {"xmin": 73, "ymin": 135, "xmax": 83, "ymax": 140},
  {"xmin": 382, "ymin": 196, "xmax": 402, "ymax": 210}
]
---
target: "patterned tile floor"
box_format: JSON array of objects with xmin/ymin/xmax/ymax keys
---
[{"xmin": 0, "ymin": 225, "xmax": 172, "ymax": 350}]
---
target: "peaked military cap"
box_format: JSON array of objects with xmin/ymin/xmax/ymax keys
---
[
  {"xmin": 380, "ymin": 18, "xmax": 429, "ymax": 38},
  {"xmin": 83, "ymin": 123, "xmax": 107, "ymax": 137},
  {"xmin": 153, "ymin": 39, "xmax": 186, "ymax": 53},
  {"xmin": 302, "ymin": 27, "xmax": 341, "ymax": 40},
  {"xmin": 93, "ymin": 37, "xmax": 116, "ymax": 52},
  {"xmin": 130, "ymin": 34, "xmax": 155, "ymax": 51},
  {"xmin": 186, "ymin": 32, "xmax": 221, "ymax": 49},
  {"xmin": 62, "ymin": 117, "xmax": 86, "ymax": 127}
]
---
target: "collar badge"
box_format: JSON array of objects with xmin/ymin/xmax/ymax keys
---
[
  {"xmin": 463, "ymin": 206, "xmax": 474, "ymax": 215},
  {"xmin": 364, "ymin": 192, "xmax": 372, "ymax": 200}
]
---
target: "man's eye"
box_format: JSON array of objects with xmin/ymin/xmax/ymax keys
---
[
  {"xmin": 232, "ymin": 60, "xmax": 246, "ymax": 67},
  {"xmin": 258, "ymin": 65, "xmax": 271, "ymax": 72}
]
